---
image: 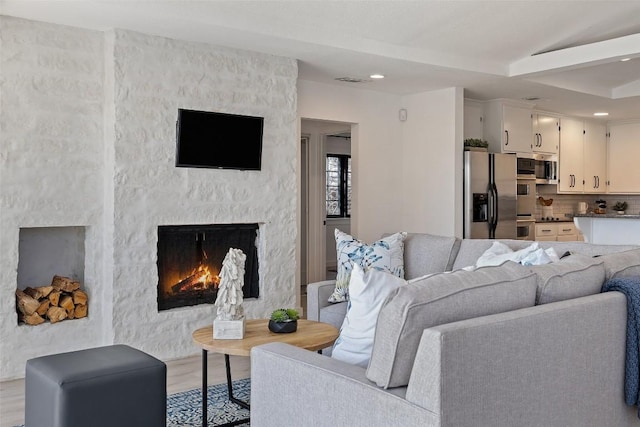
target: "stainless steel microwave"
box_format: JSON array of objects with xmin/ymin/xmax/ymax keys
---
[{"xmin": 534, "ymin": 154, "xmax": 558, "ymax": 184}]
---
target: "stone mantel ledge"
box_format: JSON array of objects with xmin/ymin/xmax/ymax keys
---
[{"xmin": 573, "ymin": 213, "xmax": 640, "ymax": 219}]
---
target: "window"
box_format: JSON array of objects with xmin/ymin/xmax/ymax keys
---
[{"xmin": 326, "ymin": 154, "xmax": 351, "ymax": 217}]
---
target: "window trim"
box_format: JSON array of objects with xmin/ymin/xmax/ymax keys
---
[{"xmin": 326, "ymin": 154, "xmax": 351, "ymax": 218}]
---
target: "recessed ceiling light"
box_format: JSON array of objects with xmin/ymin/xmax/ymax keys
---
[
  {"xmin": 593, "ymin": 112, "xmax": 609, "ymax": 116},
  {"xmin": 621, "ymin": 58, "xmax": 631, "ymax": 62},
  {"xmin": 335, "ymin": 77, "xmax": 371, "ymax": 83},
  {"xmin": 369, "ymin": 74, "xmax": 385, "ymax": 79}
]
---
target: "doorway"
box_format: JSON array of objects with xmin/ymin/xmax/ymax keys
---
[{"xmin": 300, "ymin": 119, "xmax": 352, "ymax": 307}]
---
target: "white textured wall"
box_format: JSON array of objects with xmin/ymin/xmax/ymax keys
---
[
  {"xmin": 107, "ymin": 29, "xmax": 298, "ymax": 360},
  {"xmin": 0, "ymin": 17, "xmax": 298, "ymax": 379},
  {"xmin": 0, "ymin": 17, "xmax": 106, "ymax": 380}
]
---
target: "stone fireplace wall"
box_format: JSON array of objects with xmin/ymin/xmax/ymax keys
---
[{"xmin": 0, "ymin": 16, "xmax": 297, "ymax": 380}]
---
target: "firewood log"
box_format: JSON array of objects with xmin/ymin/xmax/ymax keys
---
[
  {"xmin": 36, "ymin": 300, "xmax": 50, "ymax": 316},
  {"xmin": 24, "ymin": 287, "xmax": 43, "ymax": 300},
  {"xmin": 36, "ymin": 286, "xmax": 53, "ymax": 298},
  {"xmin": 24, "ymin": 312, "xmax": 45, "ymax": 325},
  {"xmin": 47, "ymin": 306, "xmax": 67, "ymax": 323},
  {"xmin": 74, "ymin": 304, "xmax": 88, "ymax": 319},
  {"xmin": 59, "ymin": 295, "xmax": 74, "ymax": 313},
  {"xmin": 51, "ymin": 275, "xmax": 80, "ymax": 292},
  {"xmin": 16, "ymin": 290, "xmax": 40, "ymax": 316},
  {"xmin": 72, "ymin": 290, "xmax": 88, "ymax": 305},
  {"xmin": 48, "ymin": 290, "xmax": 60, "ymax": 306}
]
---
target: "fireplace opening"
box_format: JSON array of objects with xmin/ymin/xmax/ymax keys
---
[{"xmin": 157, "ymin": 223, "xmax": 259, "ymax": 311}]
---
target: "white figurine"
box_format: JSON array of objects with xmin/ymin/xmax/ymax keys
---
[{"xmin": 214, "ymin": 248, "xmax": 246, "ymax": 321}]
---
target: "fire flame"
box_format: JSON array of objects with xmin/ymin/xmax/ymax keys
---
[{"xmin": 168, "ymin": 263, "xmax": 220, "ymax": 295}]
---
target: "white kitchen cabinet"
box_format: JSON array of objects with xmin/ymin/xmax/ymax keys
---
[
  {"xmin": 535, "ymin": 223, "xmax": 581, "ymax": 241},
  {"xmin": 484, "ymin": 100, "xmax": 533, "ymax": 154},
  {"xmin": 557, "ymin": 118, "xmax": 607, "ymax": 194},
  {"xmin": 583, "ymin": 121, "xmax": 607, "ymax": 193},
  {"xmin": 557, "ymin": 223, "xmax": 578, "ymax": 237},
  {"xmin": 558, "ymin": 117, "xmax": 585, "ymax": 193},
  {"xmin": 608, "ymin": 122, "xmax": 640, "ymax": 193},
  {"xmin": 533, "ymin": 113, "xmax": 559, "ymax": 155},
  {"xmin": 535, "ymin": 223, "xmax": 557, "ymax": 239},
  {"xmin": 464, "ymin": 100, "xmax": 484, "ymax": 140}
]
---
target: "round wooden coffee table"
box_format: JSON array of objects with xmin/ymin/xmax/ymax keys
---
[{"xmin": 192, "ymin": 319, "xmax": 339, "ymax": 427}]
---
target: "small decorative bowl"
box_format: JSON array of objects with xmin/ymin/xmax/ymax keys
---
[{"xmin": 268, "ymin": 319, "xmax": 297, "ymax": 333}]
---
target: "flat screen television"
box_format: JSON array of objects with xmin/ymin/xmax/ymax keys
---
[{"xmin": 176, "ymin": 108, "xmax": 264, "ymax": 170}]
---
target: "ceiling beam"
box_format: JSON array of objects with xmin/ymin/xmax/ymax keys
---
[
  {"xmin": 509, "ymin": 33, "xmax": 640, "ymax": 77},
  {"xmin": 613, "ymin": 79, "xmax": 640, "ymax": 99}
]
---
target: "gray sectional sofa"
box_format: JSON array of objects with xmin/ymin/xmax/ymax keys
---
[{"xmin": 251, "ymin": 234, "xmax": 640, "ymax": 426}]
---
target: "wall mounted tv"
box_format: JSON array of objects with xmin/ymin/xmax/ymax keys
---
[{"xmin": 176, "ymin": 108, "xmax": 264, "ymax": 170}]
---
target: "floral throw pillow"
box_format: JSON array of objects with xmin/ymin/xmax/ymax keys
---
[{"xmin": 328, "ymin": 229, "xmax": 407, "ymax": 303}]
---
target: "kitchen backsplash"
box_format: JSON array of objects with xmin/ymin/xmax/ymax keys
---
[{"xmin": 536, "ymin": 185, "xmax": 640, "ymax": 219}]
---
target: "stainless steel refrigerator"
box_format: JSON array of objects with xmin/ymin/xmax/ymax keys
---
[{"xmin": 464, "ymin": 151, "xmax": 517, "ymax": 239}]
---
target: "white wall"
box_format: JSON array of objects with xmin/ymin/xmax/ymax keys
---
[
  {"xmin": 298, "ymin": 81, "xmax": 464, "ymax": 243},
  {"xmin": 298, "ymin": 80, "xmax": 403, "ymax": 243},
  {"xmin": 0, "ymin": 17, "xmax": 298, "ymax": 380},
  {"xmin": 400, "ymin": 87, "xmax": 464, "ymax": 237}
]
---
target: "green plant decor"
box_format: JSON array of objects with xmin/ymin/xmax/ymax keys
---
[
  {"xmin": 613, "ymin": 201, "xmax": 628, "ymax": 212},
  {"xmin": 270, "ymin": 308, "xmax": 299, "ymax": 322},
  {"xmin": 464, "ymin": 138, "xmax": 489, "ymax": 148}
]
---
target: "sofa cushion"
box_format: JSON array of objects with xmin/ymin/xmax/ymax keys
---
[
  {"xmin": 526, "ymin": 253, "xmax": 605, "ymax": 304},
  {"xmin": 597, "ymin": 248, "xmax": 640, "ymax": 280},
  {"xmin": 329, "ymin": 230, "xmax": 407, "ymax": 303},
  {"xmin": 319, "ymin": 302, "xmax": 348, "ymax": 330},
  {"xmin": 536, "ymin": 241, "xmax": 638, "ymax": 258},
  {"xmin": 331, "ymin": 265, "xmax": 406, "ymax": 368},
  {"xmin": 401, "ymin": 233, "xmax": 460, "ymax": 279},
  {"xmin": 366, "ymin": 261, "xmax": 537, "ymax": 388}
]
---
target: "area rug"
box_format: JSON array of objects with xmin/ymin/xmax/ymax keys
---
[
  {"xmin": 167, "ymin": 378, "xmax": 250, "ymax": 427},
  {"xmin": 14, "ymin": 378, "xmax": 250, "ymax": 427}
]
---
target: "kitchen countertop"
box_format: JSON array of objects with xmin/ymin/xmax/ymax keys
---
[
  {"xmin": 573, "ymin": 213, "xmax": 640, "ymax": 219},
  {"xmin": 573, "ymin": 214, "xmax": 640, "ymax": 244}
]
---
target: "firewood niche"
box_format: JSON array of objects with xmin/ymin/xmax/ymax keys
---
[{"xmin": 15, "ymin": 275, "xmax": 88, "ymax": 325}]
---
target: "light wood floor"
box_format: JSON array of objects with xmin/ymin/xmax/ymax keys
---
[{"xmin": 0, "ymin": 353, "xmax": 251, "ymax": 427}]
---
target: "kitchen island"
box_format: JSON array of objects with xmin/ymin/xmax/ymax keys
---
[{"xmin": 573, "ymin": 213, "xmax": 640, "ymax": 245}]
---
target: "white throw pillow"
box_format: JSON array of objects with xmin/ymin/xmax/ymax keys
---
[
  {"xmin": 329, "ymin": 229, "xmax": 407, "ymax": 303},
  {"xmin": 331, "ymin": 264, "xmax": 406, "ymax": 368}
]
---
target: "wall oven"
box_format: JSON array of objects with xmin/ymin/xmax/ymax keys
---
[
  {"xmin": 516, "ymin": 157, "xmax": 536, "ymax": 240},
  {"xmin": 516, "ymin": 158, "xmax": 536, "ymax": 217},
  {"xmin": 516, "ymin": 176, "xmax": 536, "ymax": 217},
  {"xmin": 517, "ymin": 218, "xmax": 535, "ymax": 240}
]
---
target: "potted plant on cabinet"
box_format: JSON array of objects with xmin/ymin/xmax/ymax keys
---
[
  {"xmin": 268, "ymin": 308, "xmax": 299, "ymax": 333},
  {"xmin": 464, "ymin": 138, "xmax": 489, "ymax": 152},
  {"xmin": 613, "ymin": 201, "xmax": 628, "ymax": 214}
]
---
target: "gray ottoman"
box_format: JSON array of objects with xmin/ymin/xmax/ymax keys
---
[{"xmin": 25, "ymin": 344, "xmax": 166, "ymax": 427}]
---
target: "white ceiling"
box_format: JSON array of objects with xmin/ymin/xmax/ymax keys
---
[{"xmin": 2, "ymin": 0, "xmax": 640, "ymax": 121}]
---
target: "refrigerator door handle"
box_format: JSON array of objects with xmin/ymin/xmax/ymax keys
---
[
  {"xmin": 492, "ymin": 182, "xmax": 499, "ymax": 237},
  {"xmin": 488, "ymin": 182, "xmax": 498, "ymax": 238}
]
